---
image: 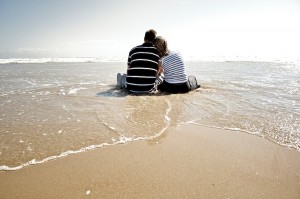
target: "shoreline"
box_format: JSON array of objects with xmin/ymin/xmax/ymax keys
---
[{"xmin": 0, "ymin": 124, "xmax": 299, "ymax": 198}]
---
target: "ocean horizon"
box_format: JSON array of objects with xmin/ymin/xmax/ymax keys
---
[{"xmin": 1, "ymin": 55, "xmax": 300, "ymax": 64}]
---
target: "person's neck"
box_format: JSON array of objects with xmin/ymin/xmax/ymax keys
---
[{"xmin": 164, "ymin": 50, "xmax": 170, "ymax": 56}]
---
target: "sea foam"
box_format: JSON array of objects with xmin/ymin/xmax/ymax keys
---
[
  {"xmin": 0, "ymin": 99, "xmax": 172, "ymax": 171},
  {"xmin": 0, "ymin": 57, "xmax": 127, "ymax": 64},
  {"xmin": 1, "ymin": 56, "xmax": 299, "ymax": 64}
]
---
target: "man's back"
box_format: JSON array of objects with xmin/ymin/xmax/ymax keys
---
[{"xmin": 126, "ymin": 43, "xmax": 160, "ymax": 93}]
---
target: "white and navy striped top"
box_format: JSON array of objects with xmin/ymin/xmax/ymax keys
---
[
  {"xmin": 161, "ymin": 51, "xmax": 188, "ymax": 84},
  {"xmin": 126, "ymin": 43, "xmax": 160, "ymax": 93}
]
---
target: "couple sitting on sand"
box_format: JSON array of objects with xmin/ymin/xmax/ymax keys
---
[{"xmin": 117, "ymin": 29, "xmax": 200, "ymax": 94}]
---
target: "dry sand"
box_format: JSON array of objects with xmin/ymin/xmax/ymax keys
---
[{"xmin": 0, "ymin": 124, "xmax": 300, "ymax": 199}]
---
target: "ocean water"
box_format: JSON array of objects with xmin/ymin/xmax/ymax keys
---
[{"xmin": 0, "ymin": 59, "xmax": 299, "ymax": 170}]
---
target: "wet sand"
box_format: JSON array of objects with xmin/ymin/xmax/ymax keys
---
[{"xmin": 0, "ymin": 124, "xmax": 299, "ymax": 199}]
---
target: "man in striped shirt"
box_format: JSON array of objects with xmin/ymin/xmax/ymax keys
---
[{"xmin": 126, "ymin": 29, "xmax": 160, "ymax": 93}]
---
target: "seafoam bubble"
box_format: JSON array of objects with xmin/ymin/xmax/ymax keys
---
[
  {"xmin": 102, "ymin": 122, "xmax": 117, "ymax": 131},
  {"xmin": 68, "ymin": 87, "xmax": 87, "ymax": 95},
  {"xmin": 17, "ymin": 112, "xmax": 24, "ymax": 116},
  {"xmin": 109, "ymin": 126, "xmax": 116, "ymax": 130},
  {"xmin": 118, "ymin": 135, "xmax": 133, "ymax": 144},
  {"xmin": 42, "ymin": 84, "xmax": 53, "ymax": 87},
  {"xmin": 59, "ymin": 89, "xmax": 66, "ymax": 95}
]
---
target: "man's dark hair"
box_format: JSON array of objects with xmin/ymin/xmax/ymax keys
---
[{"xmin": 144, "ymin": 29, "xmax": 157, "ymax": 42}]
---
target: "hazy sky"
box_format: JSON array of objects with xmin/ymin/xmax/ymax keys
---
[{"xmin": 0, "ymin": 0, "xmax": 299, "ymax": 58}]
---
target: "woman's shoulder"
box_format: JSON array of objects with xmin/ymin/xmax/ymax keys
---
[
  {"xmin": 164, "ymin": 50, "xmax": 183, "ymax": 60},
  {"xmin": 162, "ymin": 51, "xmax": 184, "ymax": 66}
]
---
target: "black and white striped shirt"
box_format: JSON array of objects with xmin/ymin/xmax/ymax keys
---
[
  {"xmin": 162, "ymin": 51, "xmax": 188, "ymax": 84},
  {"xmin": 126, "ymin": 43, "xmax": 160, "ymax": 93}
]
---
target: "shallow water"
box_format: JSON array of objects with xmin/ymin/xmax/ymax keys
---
[{"xmin": 0, "ymin": 61, "xmax": 299, "ymax": 170}]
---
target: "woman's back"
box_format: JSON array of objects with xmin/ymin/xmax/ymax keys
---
[{"xmin": 162, "ymin": 51, "xmax": 188, "ymax": 84}]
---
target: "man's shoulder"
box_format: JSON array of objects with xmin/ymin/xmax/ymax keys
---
[
  {"xmin": 130, "ymin": 43, "xmax": 158, "ymax": 53},
  {"xmin": 129, "ymin": 44, "xmax": 143, "ymax": 53}
]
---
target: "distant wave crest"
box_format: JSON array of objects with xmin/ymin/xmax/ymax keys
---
[
  {"xmin": 1, "ymin": 56, "xmax": 300, "ymax": 64},
  {"xmin": 0, "ymin": 57, "xmax": 126, "ymax": 64}
]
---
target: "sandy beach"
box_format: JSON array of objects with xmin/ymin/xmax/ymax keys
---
[{"xmin": 0, "ymin": 124, "xmax": 299, "ymax": 199}]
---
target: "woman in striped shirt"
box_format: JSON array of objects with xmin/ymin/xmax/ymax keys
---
[{"xmin": 153, "ymin": 36, "xmax": 200, "ymax": 93}]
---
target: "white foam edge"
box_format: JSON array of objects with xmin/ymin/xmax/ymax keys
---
[
  {"xmin": 184, "ymin": 120, "xmax": 260, "ymax": 135},
  {"xmin": 0, "ymin": 57, "xmax": 127, "ymax": 64},
  {"xmin": 0, "ymin": 99, "xmax": 172, "ymax": 171},
  {"xmin": 68, "ymin": 87, "xmax": 88, "ymax": 94},
  {"xmin": 183, "ymin": 120, "xmax": 300, "ymax": 151}
]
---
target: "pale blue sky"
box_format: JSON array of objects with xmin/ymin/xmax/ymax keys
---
[{"xmin": 0, "ymin": 0, "xmax": 299, "ymax": 58}]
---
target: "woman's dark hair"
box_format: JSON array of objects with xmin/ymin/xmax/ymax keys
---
[{"xmin": 144, "ymin": 29, "xmax": 157, "ymax": 42}]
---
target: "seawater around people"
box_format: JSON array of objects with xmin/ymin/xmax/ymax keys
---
[{"xmin": 0, "ymin": 58, "xmax": 299, "ymax": 170}]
